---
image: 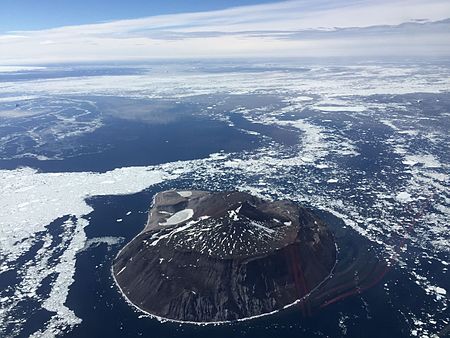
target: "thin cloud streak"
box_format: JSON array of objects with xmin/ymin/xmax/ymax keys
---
[{"xmin": 1, "ymin": 0, "xmax": 450, "ymax": 64}]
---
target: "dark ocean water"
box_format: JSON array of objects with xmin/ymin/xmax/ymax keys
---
[
  {"xmin": 1, "ymin": 103, "xmax": 446, "ymax": 338},
  {"xmin": 0, "ymin": 114, "xmax": 261, "ymax": 173},
  {"xmin": 0, "ymin": 110, "xmax": 407, "ymax": 337},
  {"xmin": 61, "ymin": 189, "xmax": 408, "ymax": 338},
  {"xmin": 1, "ymin": 63, "xmax": 448, "ymax": 338}
]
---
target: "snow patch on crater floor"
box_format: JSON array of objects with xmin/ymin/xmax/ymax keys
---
[
  {"xmin": 177, "ymin": 190, "xmax": 193, "ymax": 197},
  {"xmin": 159, "ymin": 209, "xmax": 194, "ymax": 226}
]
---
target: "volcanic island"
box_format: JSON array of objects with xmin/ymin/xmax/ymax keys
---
[{"xmin": 113, "ymin": 190, "xmax": 337, "ymax": 323}]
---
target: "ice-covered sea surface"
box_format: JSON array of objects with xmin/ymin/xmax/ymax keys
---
[{"xmin": 0, "ymin": 60, "xmax": 449, "ymax": 337}]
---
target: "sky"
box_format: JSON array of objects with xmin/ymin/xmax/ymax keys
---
[
  {"xmin": 0, "ymin": 0, "xmax": 284, "ymax": 32},
  {"xmin": 0, "ymin": 0, "xmax": 449, "ymax": 65}
]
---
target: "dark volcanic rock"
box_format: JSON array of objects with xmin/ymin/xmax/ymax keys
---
[{"xmin": 113, "ymin": 190, "xmax": 337, "ymax": 323}]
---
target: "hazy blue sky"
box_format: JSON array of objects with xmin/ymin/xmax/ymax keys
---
[
  {"xmin": 0, "ymin": 0, "xmax": 283, "ymax": 32},
  {"xmin": 0, "ymin": 0, "xmax": 449, "ymax": 64}
]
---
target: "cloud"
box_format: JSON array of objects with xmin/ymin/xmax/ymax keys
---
[{"xmin": 1, "ymin": 0, "xmax": 449, "ymax": 64}]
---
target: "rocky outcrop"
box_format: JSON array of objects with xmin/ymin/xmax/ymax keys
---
[{"xmin": 113, "ymin": 190, "xmax": 336, "ymax": 323}]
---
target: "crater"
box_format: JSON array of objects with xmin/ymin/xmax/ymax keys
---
[{"xmin": 113, "ymin": 190, "xmax": 337, "ymax": 323}]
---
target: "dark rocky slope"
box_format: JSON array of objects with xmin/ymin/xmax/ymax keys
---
[{"xmin": 113, "ymin": 190, "xmax": 336, "ymax": 323}]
